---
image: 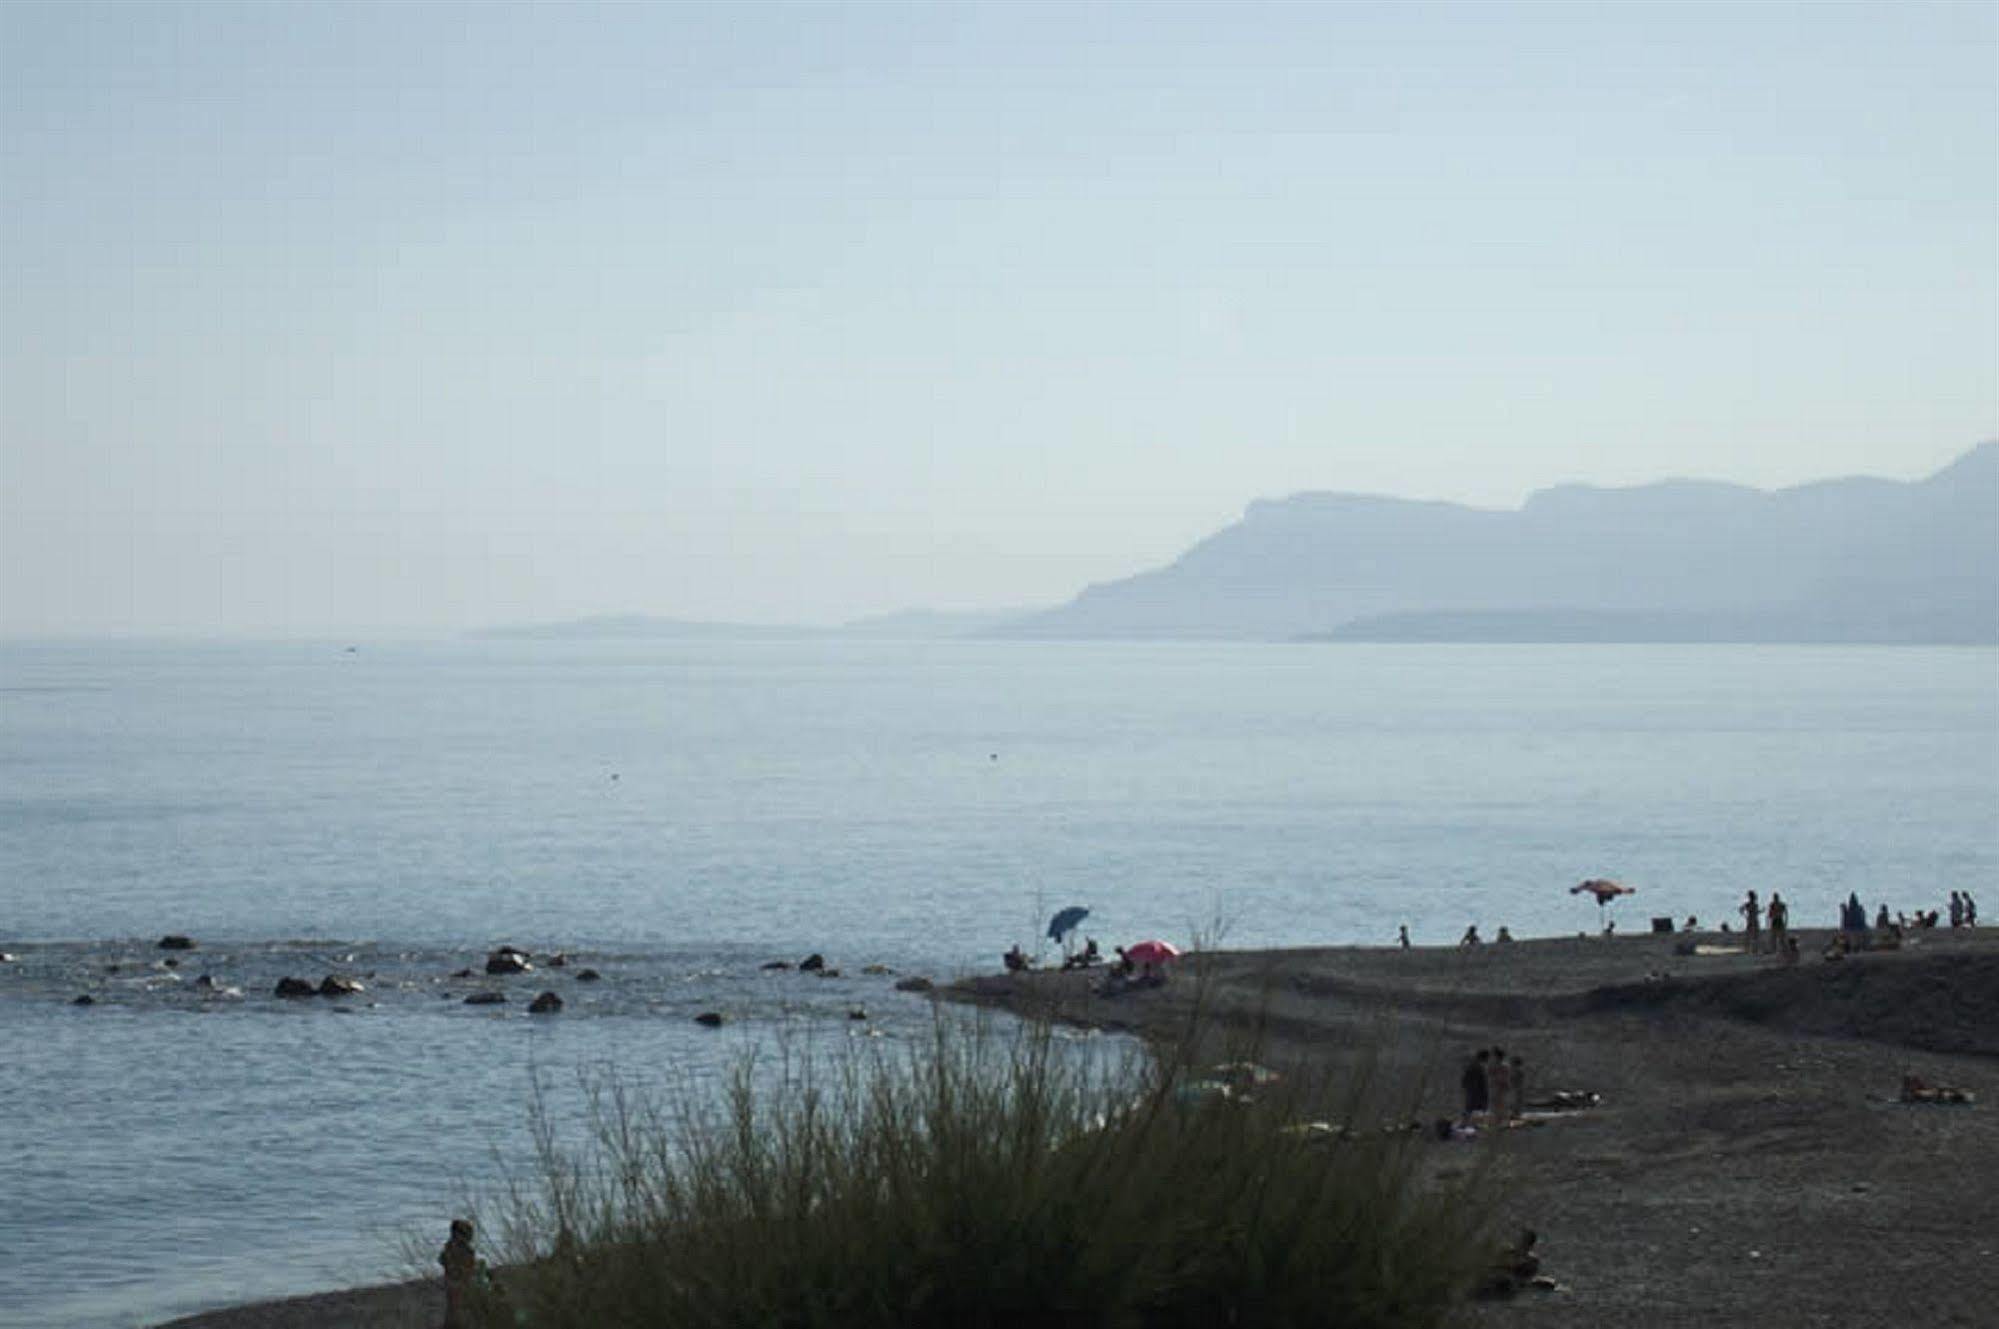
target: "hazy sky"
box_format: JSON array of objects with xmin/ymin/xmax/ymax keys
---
[{"xmin": 3, "ymin": 1, "xmax": 1993, "ymax": 636}]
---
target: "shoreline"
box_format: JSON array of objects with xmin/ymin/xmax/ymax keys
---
[{"xmin": 154, "ymin": 927, "xmax": 1997, "ymax": 1328}]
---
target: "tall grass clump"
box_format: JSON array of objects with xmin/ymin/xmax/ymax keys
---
[{"xmin": 466, "ymin": 1017, "xmax": 1491, "ymax": 1329}]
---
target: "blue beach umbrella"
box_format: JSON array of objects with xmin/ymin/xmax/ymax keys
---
[{"xmin": 1047, "ymin": 906, "xmax": 1090, "ymax": 943}]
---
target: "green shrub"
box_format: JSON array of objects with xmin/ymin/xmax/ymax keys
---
[{"xmin": 466, "ymin": 1017, "xmax": 1490, "ymax": 1329}]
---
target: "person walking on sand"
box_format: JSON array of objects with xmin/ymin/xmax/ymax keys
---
[
  {"xmin": 1767, "ymin": 892, "xmax": 1789, "ymax": 956},
  {"xmin": 440, "ymin": 1218, "xmax": 478, "ymax": 1328},
  {"xmin": 1740, "ymin": 890, "xmax": 1762, "ymax": 952},
  {"xmin": 1488, "ymin": 1046, "xmax": 1512, "ymax": 1123},
  {"xmin": 1461, "ymin": 1049, "xmax": 1490, "ymax": 1123}
]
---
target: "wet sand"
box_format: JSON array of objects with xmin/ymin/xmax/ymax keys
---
[{"xmin": 156, "ymin": 927, "xmax": 1998, "ymax": 1328}]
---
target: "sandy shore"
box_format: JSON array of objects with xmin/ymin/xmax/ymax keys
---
[{"xmin": 155, "ymin": 926, "xmax": 1997, "ymax": 1328}]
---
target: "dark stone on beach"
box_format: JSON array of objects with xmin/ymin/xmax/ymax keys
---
[
  {"xmin": 72, "ymin": 993, "xmax": 95, "ymax": 1006},
  {"xmin": 694, "ymin": 1011, "xmax": 725, "ymax": 1027},
  {"xmin": 274, "ymin": 977, "xmax": 317, "ymax": 998},
  {"xmin": 485, "ymin": 951, "xmax": 532, "ymax": 975},
  {"xmin": 319, "ymin": 975, "xmax": 365, "ymax": 997},
  {"xmin": 464, "ymin": 991, "xmax": 507, "ymax": 1006},
  {"xmin": 158, "ymin": 935, "xmax": 196, "ymax": 951},
  {"xmin": 799, "ymin": 953, "xmax": 825, "ymax": 972},
  {"xmin": 761, "ymin": 960, "xmax": 792, "ymax": 970},
  {"xmin": 894, "ymin": 976, "xmax": 935, "ymax": 993},
  {"xmin": 528, "ymin": 991, "xmax": 563, "ymax": 1014},
  {"xmin": 575, "ymin": 968, "xmax": 602, "ymax": 982}
]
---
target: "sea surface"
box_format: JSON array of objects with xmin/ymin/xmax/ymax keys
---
[{"xmin": 2, "ymin": 639, "xmax": 1995, "ymax": 1327}]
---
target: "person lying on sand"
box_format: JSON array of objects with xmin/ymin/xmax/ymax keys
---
[{"xmin": 1900, "ymin": 1075, "xmax": 1975, "ymax": 1105}]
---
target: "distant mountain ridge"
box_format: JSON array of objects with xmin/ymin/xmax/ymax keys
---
[{"xmin": 998, "ymin": 443, "xmax": 1999, "ymax": 643}]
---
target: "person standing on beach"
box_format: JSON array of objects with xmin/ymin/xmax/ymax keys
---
[
  {"xmin": 1739, "ymin": 890, "xmax": 1762, "ymax": 951},
  {"xmin": 1461, "ymin": 1049, "xmax": 1490, "ymax": 1123},
  {"xmin": 440, "ymin": 1218, "xmax": 478, "ymax": 1328},
  {"xmin": 1488, "ymin": 1047, "xmax": 1512, "ymax": 1123},
  {"xmin": 1398, "ymin": 924, "xmax": 1411, "ymax": 949},
  {"xmin": 1767, "ymin": 892, "xmax": 1789, "ymax": 956}
]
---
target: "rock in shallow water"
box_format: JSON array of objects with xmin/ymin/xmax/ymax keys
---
[
  {"xmin": 157, "ymin": 935, "xmax": 196, "ymax": 951},
  {"xmin": 694, "ymin": 1011, "xmax": 725, "ymax": 1027},
  {"xmin": 319, "ymin": 975, "xmax": 365, "ymax": 997},
  {"xmin": 485, "ymin": 951, "xmax": 532, "ymax": 975},
  {"xmin": 528, "ymin": 991, "xmax": 563, "ymax": 1014},
  {"xmin": 274, "ymin": 977, "xmax": 317, "ymax": 998},
  {"xmin": 464, "ymin": 991, "xmax": 507, "ymax": 1006}
]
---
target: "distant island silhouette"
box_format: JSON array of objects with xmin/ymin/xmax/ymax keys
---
[
  {"xmin": 997, "ymin": 443, "xmax": 1998, "ymax": 644},
  {"xmin": 480, "ymin": 444, "xmax": 1996, "ymax": 645}
]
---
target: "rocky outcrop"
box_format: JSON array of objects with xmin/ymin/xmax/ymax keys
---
[{"xmin": 799, "ymin": 954, "xmax": 826, "ymax": 972}]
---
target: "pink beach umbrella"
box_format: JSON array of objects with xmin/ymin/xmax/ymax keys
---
[
  {"xmin": 1125, "ymin": 939, "xmax": 1181, "ymax": 967},
  {"xmin": 1571, "ymin": 878, "xmax": 1634, "ymax": 929}
]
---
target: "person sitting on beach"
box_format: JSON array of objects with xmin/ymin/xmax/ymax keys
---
[
  {"xmin": 1460, "ymin": 925, "xmax": 1482, "ymax": 947},
  {"xmin": 1495, "ymin": 926, "xmax": 1515, "ymax": 944},
  {"xmin": 440, "ymin": 1219, "xmax": 479, "ymax": 1328},
  {"xmin": 1003, "ymin": 943, "xmax": 1030, "ymax": 973}
]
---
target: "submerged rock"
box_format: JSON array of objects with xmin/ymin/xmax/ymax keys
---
[
  {"xmin": 157, "ymin": 935, "xmax": 196, "ymax": 951},
  {"xmin": 760, "ymin": 960, "xmax": 792, "ymax": 971},
  {"xmin": 485, "ymin": 951, "xmax": 532, "ymax": 976},
  {"xmin": 574, "ymin": 968, "xmax": 602, "ymax": 982},
  {"xmin": 798, "ymin": 953, "xmax": 826, "ymax": 972},
  {"xmin": 527, "ymin": 991, "xmax": 563, "ymax": 1014},
  {"xmin": 464, "ymin": 991, "xmax": 507, "ymax": 1006},
  {"xmin": 894, "ymin": 976, "xmax": 935, "ymax": 993},
  {"xmin": 848, "ymin": 1008, "xmax": 868, "ymax": 1021},
  {"xmin": 274, "ymin": 977, "xmax": 317, "ymax": 998},
  {"xmin": 319, "ymin": 975, "xmax": 365, "ymax": 997},
  {"xmin": 861, "ymin": 963, "xmax": 894, "ymax": 975},
  {"xmin": 450, "ymin": 967, "xmax": 475, "ymax": 979},
  {"xmin": 693, "ymin": 1011, "xmax": 725, "ymax": 1027},
  {"xmin": 546, "ymin": 953, "xmax": 568, "ymax": 969},
  {"xmin": 71, "ymin": 994, "xmax": 95, "ymax": 1006}
]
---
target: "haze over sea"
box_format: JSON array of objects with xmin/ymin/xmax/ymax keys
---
[{"xmin": 3, "ymin": 638, "xmax": 1995, "ymax": 1328}]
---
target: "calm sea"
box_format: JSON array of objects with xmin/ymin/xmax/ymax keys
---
[{"xmin": 2, "ymin": 640, "xmax": 1995, "ymax": 1327}]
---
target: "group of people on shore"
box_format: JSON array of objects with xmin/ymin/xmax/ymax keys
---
[{"xmin": 1459, "ymin": 1046, "xmax": 1526, "ymax": 1128}]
